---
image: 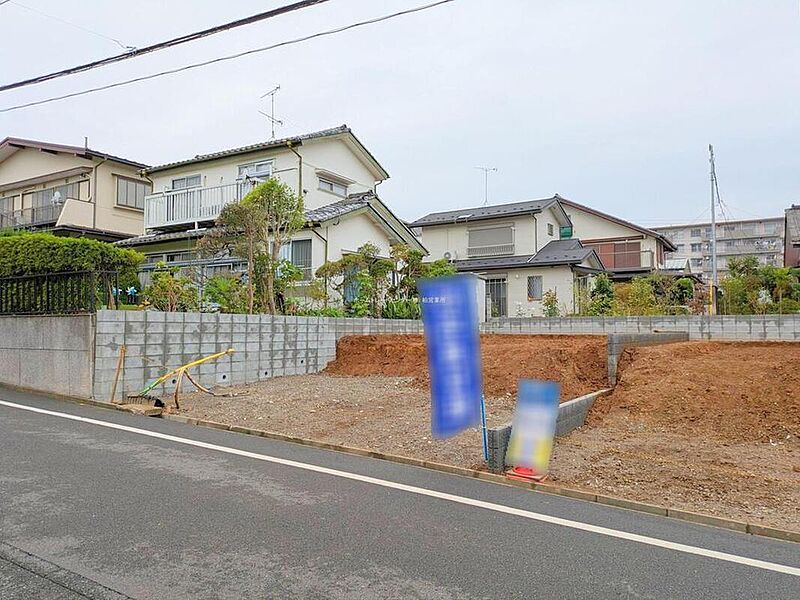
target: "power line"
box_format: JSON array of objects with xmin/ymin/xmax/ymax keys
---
[
  {"xmin": 9, "ymin": 1, "xmax": 134, "ymax": 51},
  {"xmin": 0, "ymin": 0, "xmax": 457, "ymax": 114},
  {"xmin": 0, "ymin": 0, "xmax": 13, "ymax": 7},
  {"xmin": 0, "ymin": 0, "xmax": 331, "ymax": 93}
]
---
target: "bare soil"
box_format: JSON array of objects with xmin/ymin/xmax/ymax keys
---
[
  {"xmin": 175, "ymin": 338, "xmax": 800, "ymax": 532},
  {"xmin": 177, "ymin": 374, "xmax": 515, "ymax": 469},
  {"xmin": 552, "ymin": 342, "xmax": 800, "ymax": 531},
  {"xmin": 325, "ymin": 334, "xmax": 608, "ymax": 401}
]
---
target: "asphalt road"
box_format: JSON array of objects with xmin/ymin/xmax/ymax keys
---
[{"xmin": 1, "ymin": 386, "xmax": 798, "ymax": 599}]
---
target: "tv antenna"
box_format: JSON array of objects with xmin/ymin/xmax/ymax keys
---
[
  {"xmin": 474, "ymin": 166, "xmax": 497, "ymax": 205},
  {"xmin": 259, "ymin": 85, "xmax": 283, "ymax": 139}
]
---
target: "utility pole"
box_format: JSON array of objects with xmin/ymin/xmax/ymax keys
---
[
  {"xmin": 709, "ymin": 144, "xmax": 718, "ymax": 315},
  {"xmin": 259, "ymin": 85, "xmax": 283, "ymax": 139},
  {"xmin": 474, "ymin": 166, "xmax": 497, "ymax": 206}
]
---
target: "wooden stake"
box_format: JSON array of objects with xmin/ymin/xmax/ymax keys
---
[{"xmin": 110, "ymin": 345, "xmax": 126, "ymax": 404}]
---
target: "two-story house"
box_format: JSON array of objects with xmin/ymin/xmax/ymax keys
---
[
  {"xmin": 0, "ymin": 138, "xmax": 149, "ymax": 240},
  {"xmin": 410, "ymin": 197, "xmax": 604, "ymax": 317},
  {"xmin": 118, "ymin": 125, "xmax": 424, "ymax": 297},
  {"xmin": 557, "ymin": 196, "xmax": 676, "ymax": 280}
]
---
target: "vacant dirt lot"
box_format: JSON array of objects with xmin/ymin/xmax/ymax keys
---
[
  {"xmin": 552, "ymin": 342, "xmax": 800, "ymax": 531},
  {"xmin": 325, "ymin": 334, "xmax": 608, "ymax": 400},
  {"xmin": 175, "ymin": 338, "xmax": 799, "ymax": 532},
  {"xmin": 178, "ymin": 374, "xmax": 513, "ymax": 469}
]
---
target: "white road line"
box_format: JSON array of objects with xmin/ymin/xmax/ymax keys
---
[{"xmin": 2, "ymin": 398, "xmax": 799, "ymax": 578}]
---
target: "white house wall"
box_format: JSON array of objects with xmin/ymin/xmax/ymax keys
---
[
  {"xmin": 504, "ymin": 265, "xmax": 577, "ymax": 317},
  {"xmin": 419, "ymin": 206, "xmax": 563, "ymax": 262},
  {"xmin": 149, "ymin": 137, "xmax": 380, "ymax": 213},
  {"xmin": 564, "ymin": 203, "xmax": 660, "ymax": 258}
]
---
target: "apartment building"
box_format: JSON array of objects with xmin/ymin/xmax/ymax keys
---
[
  {"xmin": 786, "ymin": 205, "xmax": 800, "ymax": 268},
  {"xmin": 654, "ymin": 217, "xmax": 785, "ymax": 278},
  {"xmin": 118, "ymin": 125, "xmax": 423, "ymax": 293},
  {"xmin": 0, "ymin": 137, "xmax": 149, "ymax": 240}
]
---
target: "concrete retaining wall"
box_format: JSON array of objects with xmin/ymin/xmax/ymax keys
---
[
  {"xmin": 483, "ymin": 315, "xmax": 800, "ymax": 340},
  {"xmin": 93, "ymin": 311, "xmax": 423, "ymax": 401},
  {"xmin": 486, "ymin": 389, "xmax": 612, "ymax": 473},
  {"xmin": 0, "ymin": 314, "xmax": 95, "ymax": 398}
]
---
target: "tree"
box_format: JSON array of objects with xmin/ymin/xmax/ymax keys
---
[
  {"xmin": 613, "ymin": 278, "xmax": 661, "ymax": 315},
  {"xmin": 144, "ymin": 263, "xmax": 198, "ymax": 312},
  {"xmin": 542, "ymin": 289, "xmax": 560, "ymax": 316},
  {"xmin": 390, "ymin": 244, "xmax": 456, "ymax": 299},
  {"xmin": 588, "ymin": 273, "xmax": 614, "ymax": 315},
  {"xmin": 246, "ymin": 180, "xmax": 305, "ymax": 314},
  {"xmin": 316, "ymin": 243, "xmax": 394, "ymax": 316},
  {"xmin": 199, "ymin": 200, "xmax": 262, "ymax": 313},
  {"xmin": 200, "ymin": 179, "xmax": 305, "ymax": 314}
]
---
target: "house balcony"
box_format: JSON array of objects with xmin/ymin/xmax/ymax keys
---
[
  {"xmin": 0, "ymin": 203, "xmax": 64, "ymax": 230},
  {"xmin": 144, "ymin": 181, "xmax": 257, "ymax": 231}
]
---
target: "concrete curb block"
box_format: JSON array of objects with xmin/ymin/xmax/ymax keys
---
[{"xmin": 159, "ymin": 413, "xmax": 799, "ymax": 545}]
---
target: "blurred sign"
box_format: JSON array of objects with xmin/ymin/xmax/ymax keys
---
[
  {"xmin": 506, "ymin": 380, "xmax": 560, "ymax": 474},
  {"xmin": 419, "ymin": 275, "xmax": 483, "ymax": 438}
]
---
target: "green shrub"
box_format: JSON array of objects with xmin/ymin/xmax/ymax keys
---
[
  {"xmin": 383, "ymin": 297, "xmax": 421, "ymax": 319},
  {"xmin": 0, "ymin": 232, "xmax": 142, "ymax": 277}
]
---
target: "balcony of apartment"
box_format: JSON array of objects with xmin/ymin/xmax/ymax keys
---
[{"xmin": 144, "ymin": 180, "xmax": 258, "ymax": 231}]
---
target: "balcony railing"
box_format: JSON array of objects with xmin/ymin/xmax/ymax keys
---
[
  {"xmin": 467, "ymin": 243, "xmax": 515, "ymax": 258},
  {"xmin": 144, "ymin": 181, "xmax": 257, "ymax": 230},
  {"xmin": 0, "ymin": 203, "xmax": 64, "ymax": 230}
]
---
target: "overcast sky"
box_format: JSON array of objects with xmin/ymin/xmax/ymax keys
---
[{"xmin": 1, "ymin": 0, "xmax": 798, "ymax": 225}]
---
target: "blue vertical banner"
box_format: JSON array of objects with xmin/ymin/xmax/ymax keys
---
[
  {"xmin": 505, "ymin": 380, "xmax": 560, "ymax": 474},
  {"xmin": 419, "ymin": 274, "xmax": 483, "ymax": 438}
]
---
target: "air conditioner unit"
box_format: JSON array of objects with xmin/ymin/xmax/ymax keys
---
[{"xmin": 443, "ymin": 251, "xmax": 457, "ymax": 261}]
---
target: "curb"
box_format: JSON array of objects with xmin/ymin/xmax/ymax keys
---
[
  {"xmin": 6, "ymin": 384, "xmax": 795, "ymax": 546},
  {"xmin": 159, "ymin": 413, "xmax": 800, "ymax": 544}
]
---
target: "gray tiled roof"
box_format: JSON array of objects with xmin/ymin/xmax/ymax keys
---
[
  {"xmin": 116, "ymin": 228, "xmax": 208, "ymax": 247},
  {"xmin": 453, "ymin": 239, "xmax": 597, "ymax": 271},
  {"xmin": 527, "ymin": 239, "xmax": 593, "ymax": 266},
  {"xmin": 409, "ymin": 197, "xmax": 559, "ymax": 227},
  {"xmin": 146, "ymin": 125, "xmax": 363, "ymax": 173},
  {"xmin": 305, "ymin": 192, "xmax": 372, "ymax": 223}
]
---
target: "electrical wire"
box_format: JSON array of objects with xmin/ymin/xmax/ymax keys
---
[
  {"xmin": 0, "ymin": 0, "xmax": 13, "ymax": 7},
  {"xmin": 0, "ymin": 0, "xmax": 331, "ymax": 93},
  {"xmin": 8, "ymin": 1, "xmax": 135, "ymax": 51},
  {"xmin": 0, "ymin": 0, "xmax": 457, "ymax": 114}
]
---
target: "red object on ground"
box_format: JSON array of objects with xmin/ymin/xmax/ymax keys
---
[{"xmin": 506, "ymin": 466, "xmax": 547, "ymax": 482}]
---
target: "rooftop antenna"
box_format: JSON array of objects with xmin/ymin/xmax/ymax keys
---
[
  {"xmin": 259, "ymin": 85, "xmax": 283, "ymax": 139},
  {"xmin": 474, "ymin": 165, "xmax": 497, "ymax": 206}
]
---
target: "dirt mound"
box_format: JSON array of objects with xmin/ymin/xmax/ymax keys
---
[
  {"xmin": 590, "ymin": 341, "xmax": 800, "ymax": 443},
  {"xmin": 324, "ymin": 334, "xmax": 608, "ymax": 401}
]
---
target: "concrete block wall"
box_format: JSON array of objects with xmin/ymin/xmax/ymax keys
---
[
  {"xmin": 486, "ymin": 390, "xmax": 611, "ymax": 473},
  {"xmin": 484, "ymin": 315, "xmax": 800, "ymax": 341},
  {"xmin": 93, "ymin": 311, "xmax": 425, "ymax": 401},
  {"xmin": 0, "ymin": 314, "xmax": 95, "ymax": 398}
]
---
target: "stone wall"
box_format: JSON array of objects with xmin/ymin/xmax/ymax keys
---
[{"xmin": 0, "ymin": 314, "xmax": 95, "ymax": 398}]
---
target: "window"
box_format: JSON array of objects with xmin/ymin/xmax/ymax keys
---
[
  {"xmin": 467, "ymin": 225, "xmax": 514, "ymax": 257},
  {"xmin": 690, "ymin": 243, "xmax": 702, "ymax": 252},
  {"xmin": 527, "ymin": 275, "xmax": 543, "ymax": 301},
  {"xmin": 547, "ymin": 223, "xmax": 554, "ymax": 237},
  {"xmin": 691, "ymin": 258, "xmax": 703, "ymax": 267},
  {"xmin": 318, "ymin": 177, "xmax": 348, "ymax": 197},
  {"xmin": 675, "ymin": 244, "xmax": 685, "ymax": 252},
  {"xmin": 690, "ymin": 228, "xmax": 701, "ymax": 237},
  {"xmin": 238, "ymin": 161, "xmax": 273, "ymax": 179},
  {"xmin": 116, "ymin": 177, "xmax": 151, "ymax": 210},
  {"xmin": 26, "ymin": 181, "xmax": 85, "ymax": 208},
  {"xmin": 279, "ymin": 238, "xmax": 313, "ymax": 280},
  {"xmin": 0, "ymin": 195, "xmax": 15, "ymax": 214},
  {"xmin": 166, "ymin": 251, "xmax": 195, "ymax": 263},
  {"xmin": 171, "ymin": 175, "xmax": 202, "ymax": 190}
]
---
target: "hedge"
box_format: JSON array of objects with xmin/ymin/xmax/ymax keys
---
[{"xmin": 0, "ymin": 231, "xmax": 143, "ymax": 277}]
